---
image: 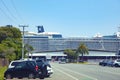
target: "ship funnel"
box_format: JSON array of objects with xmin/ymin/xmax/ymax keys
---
[{"xmin": 37, "ymin": 25, "xmax": 44, "ymax": 33}]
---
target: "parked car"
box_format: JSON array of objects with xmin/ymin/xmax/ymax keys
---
[
  {"xmin": 59, "ymin": 58, "xmax": 66, "ymax": 64},
  {"xmin": 106, "ymin": 60, "xmax": 114, "ymax": 67},
  {"xmin": 99, "ymin": 59, "xmax": 109, "ymax": 66},
  {"xmin": 4, "ymin": 60, "xmax": 44, "ymax": 79},
  {"xmin": 35, "ymin": 59, "xmax": 53, "ymax": 77},
  {"xmin": 112, "ymin": 59, "xmax": 120, "ymax": 67}
]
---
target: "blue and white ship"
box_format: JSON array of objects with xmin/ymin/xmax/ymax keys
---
[{"xmin": 24, "ymin": 26, "xmax": 120, "ymax": 54}]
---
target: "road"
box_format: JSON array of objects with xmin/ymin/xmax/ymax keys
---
[
  {"xmin": 8, "ymin": 62, "xmax": 120, "ymax": 80},
  {"xmin": 46, "ymin": 62, "xmax": 120, "ymax": 80}
]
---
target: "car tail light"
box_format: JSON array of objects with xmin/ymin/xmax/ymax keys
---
[{"xmin": 35, "ymin": 65, "xmax": 38, "ymax": 71}]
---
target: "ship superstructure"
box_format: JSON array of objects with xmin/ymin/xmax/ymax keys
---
[{"xmin": 24, "ymin": 26, "xmax": 120, "ymax": 53}]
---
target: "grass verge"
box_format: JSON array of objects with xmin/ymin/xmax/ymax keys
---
[{"xmin": 0, "ymin": 66, "xmax": 7, "ymax": 80}]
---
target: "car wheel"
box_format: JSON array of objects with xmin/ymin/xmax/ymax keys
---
[
  {"xmin": 46, "ymin": 75, "xmax": 50, "ymax": 77},
  {"xmin": 28, "ymin": 73, "xmax": 35, "ymax": 79},
  {"xmin": 6, "ymin": 74, "xmax": 12, "ymax": 79},
  {"xmin": 18, "ymin": 77, "xmax": 23, "ymax": 79},
  {"xmin": 39, "ymin": 75, "xmax": 44, "ymax": 79},
  {"xmin": 114, "ymin": 64, "xmax": 119, "ymax": 67}
]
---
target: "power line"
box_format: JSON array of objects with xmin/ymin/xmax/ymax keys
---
[
  {"xmin": 1, "ymin": 0, "xmax": 19, "ymax": 24},
  {"xmin": 0, "ymin": 6, "xmax": 15, "ymax": 22},
  {"xmin": 11, "ymin": 0, "xmax": 25, "ymax": 23}
]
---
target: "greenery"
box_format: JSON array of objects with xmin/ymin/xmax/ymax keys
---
[
  {"xmin": 0, "ymin": 25, "xmax": 21, "ymax": 43},
  {"xmin": 0, "ymin": 66, "xmax": 7, "ymax": 80},
  {"xmin": 64, "ymin": 49, "xmax": 78, "ymax": 62},
  {"xmin": 0, "ymin": 26, "xmax": 34, "ymax": 80},
  {"xmin": 25, "ymin": 43, "xmax": 34, "ymax": 58},
  {"xmin": 76, "ymin": 43, "xmax": 89, "ymax": 61},
  {"xmin": 0, "ymin": 25, "xmax": 33, "ymax": 62},
  {"xmin": 64, "ymin": 43, "xmax": 89, "ymax": 63}
]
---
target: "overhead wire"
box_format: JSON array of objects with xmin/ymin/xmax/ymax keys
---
[
  {"xmin": 0, "ymin": 6, "xmax": 15, "ymax": 23},
  {"xmin": 1, "ymin": 0, "xmax": 19, "ymax": 24},
  {"xmin": 10, "ymin": 0, "xmax": 25, "ymax": 24}
]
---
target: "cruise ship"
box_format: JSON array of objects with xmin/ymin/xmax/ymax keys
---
[{"xmin": 24, "ymin": 26, "xmax": 120, "ymax": 54}]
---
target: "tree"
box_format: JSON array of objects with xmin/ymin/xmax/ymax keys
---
[
  {"xmin": 0, "ymin": 31, "xmax": 7, "ymax": 43},
  {"xmin": 4, "ymin": 48, "xmax": 16, "ymax": 62},
  {"xmin": 64, "ymin": 49, "xmax": 77, "ymax": 62},
  {"xmin": 0, "ymin": 26, "xmax": 21, "ymax": 39},
  {"xmin": 0, "ymin": 26, "xmax": 22, "ymax": 61},
  {"xmin": 76, "ymin": 43, "xmax": 89, "ymax": 61},
  {"xmin": 24, "ymin": 44, "xmax": 34, "ymax": 58},
  {"xmin": 1, "ymin": 38, "xmax": 17, "ymax": 61},
  {"xmin": 0, "ymin": 41, "xmax": 16, "ymax": 62},
  {"xmin": 0, "ymin": 44, "xmax": 7, "ymax": 58}
]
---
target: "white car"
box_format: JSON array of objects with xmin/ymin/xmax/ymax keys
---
[
  {"xmin": 59, "ymin": 58, "xmax": 66, "ymax": 64},
  {"xmin": 46, "ymin": 66, "xmax": 53, "ymax": 77},
  {"xmin": 113, "ymin": 59, "xmax": 120, "ymax": 67},
  {"xmin": 45, "ymin": 62, "xmax": 53, "ymax": 77}
]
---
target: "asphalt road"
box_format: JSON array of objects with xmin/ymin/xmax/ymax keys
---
[
  {"xmin": 47, "ymin": 62, "xmax": 120, "ymax": 80},
  {"xmin": 7, "ymin": 62, "xmax": 120, "ymax": 80}
]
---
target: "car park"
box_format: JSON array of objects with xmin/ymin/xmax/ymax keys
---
[{"xmin": 4, "ymin": 60, "xmax": 44, "ymax": 79}]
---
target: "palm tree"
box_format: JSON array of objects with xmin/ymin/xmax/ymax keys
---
[{"xmin": 76, "ymin": 43, "xmax": 89, "ymax": 62}]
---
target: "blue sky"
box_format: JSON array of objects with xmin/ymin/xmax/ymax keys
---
[{"xmin": 0, "ymin": 0, "xmax": 120, "ymax": 37}]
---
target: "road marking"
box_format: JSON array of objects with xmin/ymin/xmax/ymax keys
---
[
  {"xmin": 53, "ymin": 66, "xmax": 79, "ymax": 80},
  {"xmin": 53, "ymin": 64, "xmax": 98, "ymax": 80}
]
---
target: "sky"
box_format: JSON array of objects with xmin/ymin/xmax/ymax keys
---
[{"xmin": 0, "ymin": 0, "xmax": 120, "ymax": 37}]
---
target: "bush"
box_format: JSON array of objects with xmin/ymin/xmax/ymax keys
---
[{"xmin": 0, "ymin": 66, "xmax": 7, "ymax": 80}]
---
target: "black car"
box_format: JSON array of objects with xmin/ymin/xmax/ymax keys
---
[
  {"xmin": 35, "ymin": 58, "xmax": 53, "ymax": 77},
  {"xmin": 4, "ymin": 60, "xmax": 44, "ymax": 79},
  {"xmin": 99, "ymin": 59, "xmax": 109, "ymax": 66},
  {"xmin": 35, "ymin": 59, "xmax": 48, "ymax": 77}
]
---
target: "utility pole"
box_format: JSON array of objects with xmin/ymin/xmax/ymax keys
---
[{"xmin": 19, "ymin": 25, "xmax": 28, "ymax": 59}]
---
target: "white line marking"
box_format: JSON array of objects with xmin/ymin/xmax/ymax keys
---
[{"xmin": 53, "ymin": 66, "xmax": 79, "ymax": 80}]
